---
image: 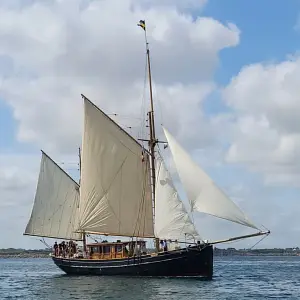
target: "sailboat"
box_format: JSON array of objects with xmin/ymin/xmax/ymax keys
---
[{"xmin": 23, "ymin": 20, "xmax": 270, "ymax": 279}]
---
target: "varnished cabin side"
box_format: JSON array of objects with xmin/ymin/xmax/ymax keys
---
[{"xmin": 87, "ymin": 240, "xmax": 147, "ymax": 260}]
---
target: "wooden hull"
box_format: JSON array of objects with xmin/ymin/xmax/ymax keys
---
[{"xmin": 52, "ymin": 245, "xmax": 213, "ymax": 279}]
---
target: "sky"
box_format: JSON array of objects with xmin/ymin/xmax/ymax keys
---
[{"xmin": 1, "ymin": 0, "xmax": 300, "ymax": 249}]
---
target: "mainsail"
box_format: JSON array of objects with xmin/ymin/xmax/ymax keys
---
[
  {"xmin": 78, "ymin": 97, "xmax": 154, "ymax": 237},
  {"xmin": 24, "ymin": 151, "xmax": 82, "ymax": 240},
  {"xmin": 155, "ymin": 156, "xmax": 201, "ymax": 241},
  {"xmin": 163, "ymin": 127, "xmax": 259, "ymax": 230}
]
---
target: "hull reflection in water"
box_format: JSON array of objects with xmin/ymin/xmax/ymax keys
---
[{"xmin": 52, "ymin": 245, "xmax": 213, "ymax": 278}]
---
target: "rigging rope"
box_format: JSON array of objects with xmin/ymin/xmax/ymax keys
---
[
  {"xmin": 39, "ymin": 238, "xmax": 51, "ymax": 249},
  {"xmin": 215, "ymin": 233, "xmax": 269, "ymax": 276},
  {"xmin": 247, "ymin": 233, "xmax": 269, "ymax": 250}
]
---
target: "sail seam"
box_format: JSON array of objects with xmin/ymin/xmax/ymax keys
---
[{"xmin": 80, "ymin": 157, "xmax": 127, "ymax": 229}]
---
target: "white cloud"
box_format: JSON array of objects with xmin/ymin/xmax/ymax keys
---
[
  {"xmin": 0, "ymin": 154, "xmax": 39, "ymax": 248},
  {"xmin": 0, "ymin": 0, "xmax": 239, "ymax": 154},
  {"xmin": 223, "ymin": 57, "xmax": 300, "ymax": 186}
]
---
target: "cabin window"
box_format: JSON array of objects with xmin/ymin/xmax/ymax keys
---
[
  {"xmin": 90, "ymin": 246, "xmax": 99, "ymax": 253},
  {"xmin": 103, "ymin": 246, "xmax": 110, "ymax": 254},
  {"xmin": 115, "ymin": 245, "xmax": 122, "ymax": 253}
]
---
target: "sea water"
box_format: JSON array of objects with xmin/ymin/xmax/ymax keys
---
[{"xmin": 0, "ymin": 256, "xmax": 299, "ymax": 299}]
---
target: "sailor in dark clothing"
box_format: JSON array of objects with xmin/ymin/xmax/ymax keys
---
[
  {"xmin": 72, "ymin": 242, "xmax": 76, "ymax": 256},
  {"xmin": 53, "ymin": 242, "xmax": 58, "ymax": 256},
  {"xmin": 163, "ymin": 239, "xmax": 168, "ymax": 252},
  {"xmin": 62, "ymin": 241, "xmax": 67, "ymax": 257},
  {"xmin": 160, "ymin": 240, "xmax": 164, "ymax": 252},
  {"xmin": 58, "ymin": 242, "xmax": 63, "ymax": 256}
]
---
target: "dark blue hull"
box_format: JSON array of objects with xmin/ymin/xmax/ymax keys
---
[{"xmin": 52, "ymin": 245, "xmax": 213, "ymax": 279}]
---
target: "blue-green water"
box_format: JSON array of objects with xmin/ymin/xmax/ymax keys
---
[{"xmin": 0, "ymin": 256, "xmax": 299, "ymax": 299}]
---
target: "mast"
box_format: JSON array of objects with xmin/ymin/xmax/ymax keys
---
[
  {"xmin": 138, "ymin": 20, "xmax": 160, "ymax": 251},
  {"xmin": 79, "ymin": 147, "xmax": 87, "ymax": 255},
  {"xmin": 78, "ymin": 147, "xmax": 81, "ymax": 184}
]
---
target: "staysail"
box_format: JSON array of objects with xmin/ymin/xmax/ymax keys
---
[
  {"xmin": 155, "ymin": 156, "xmax": 201, "ymax": 241},
  {"xmin": 24, "ymin": 151, "xmax": 82, "ymax": 240},
  {"xmin": 78, "ymin": 97, "xmax": 154, "ymax": 237},
  {"xmin": 163, "ymin": 127, "xmax": 259, "ymax": 230}
]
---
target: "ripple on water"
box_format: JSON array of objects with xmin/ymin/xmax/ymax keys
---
[{"xmin": 1, "ymin": 257, "xmax": 300, "ymax": 300}]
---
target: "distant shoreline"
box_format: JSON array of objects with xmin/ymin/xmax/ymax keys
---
[
  {"xmin": 214, "ymin": 247, "xmax": 300, "ymax": 257},
  {"xmin": 1, "ymin": 247, "xmax": 300, "ymax": 258},
  {"xmin": 0, "ymin": 254, "xmax": 50, "ymax": 258},
  {"xmin": 0, "ymin": 249, "xmax": 50, "ymax": 258}
]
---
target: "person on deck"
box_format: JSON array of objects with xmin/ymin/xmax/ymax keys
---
[
  {"xmin": 70, "ymin": 241, "xmax": 75, "ymax": 257},
  {"xmin": 61, "ymin": 241, "xmax": 66, "ymax": 257},
  {"xmin": 70, "ymin": 241, "xmax": 76, "ymax": 257},
  {"xmin": 58, "ymin": 242, "xmax": 63, "ymax": 256},
  {"xmin": 160, "ymin": 240, "xmax": 164, "ymax": 252},
  {"xmin": 53, "ymin": 242, "xmax": 58, "ymax": 256},
  {"xmin": 124, "ymin": 245, "xmax": 129, "ymax": 256},
  {"xmin": 163, "ymin": 239, "xmax": 168, "ymax": 252}
]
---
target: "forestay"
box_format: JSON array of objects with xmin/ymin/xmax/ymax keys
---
[
  {"xmin": 163, "ymin": 127, "xmax": 259, "ymax": 230},
  {"xmin": 78, "ymin": 98, "xmax": 154, "ymax": 237},
  {"xmin": 24, "ymin": 152, "xmax": 82, "ymax": 240},
  {"xmin": 155, "ymin": 156, "xmax": 201, "ymax": 241}
]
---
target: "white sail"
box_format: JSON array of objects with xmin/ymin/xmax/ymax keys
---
[
  {"xmin": 78, "ymin": 98, "xmax": 154, "ymax": 237},
  {"xmin": 155, "ymin": 156, "xmax": 201, "ymax": 241},
  {"xmin": 24, "ymin": 152, "xmax": 82, "ymax": 240},
  {"xmin": 163, "ymin": 127, "xmax": 259, "ymax": 230}
]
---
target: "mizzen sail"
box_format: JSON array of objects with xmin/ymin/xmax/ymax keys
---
[
  {"xmin": 24, "ymin": 151, "xmax": 82, "ymax": 240},
  {"xmin": 163, "ymin": 127, "xmax": 259, "ymax": 230},
  {"xmin": 78, "ymin": 97, "xmax": 154, "ymax": 237},
  {"xmin": 155, "ymin": 156, "xmax": 201, "ymax": 241}
]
